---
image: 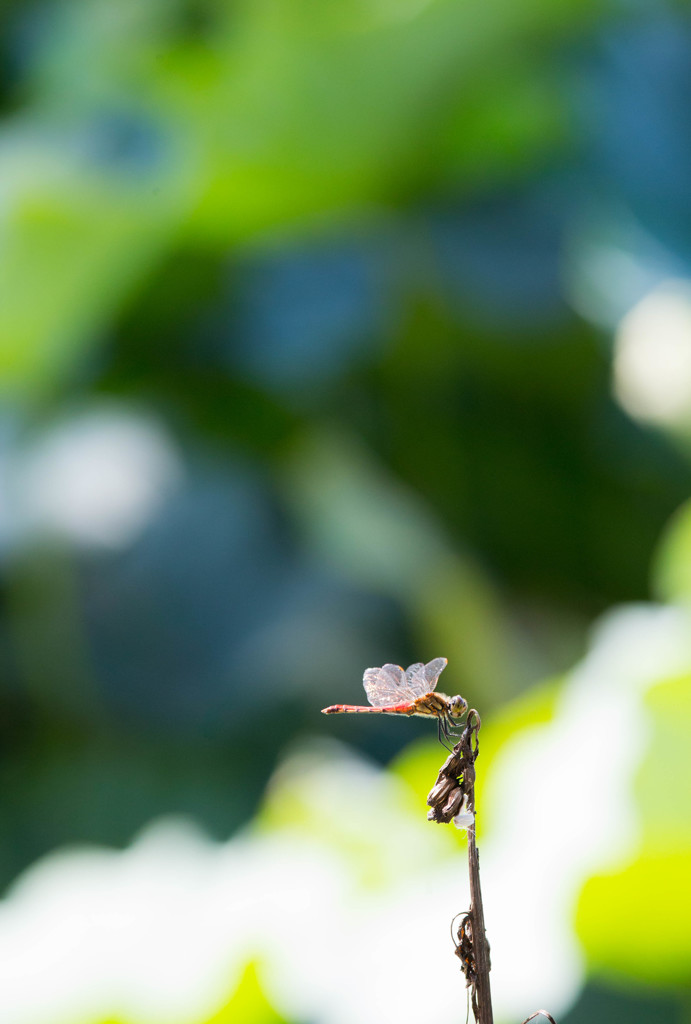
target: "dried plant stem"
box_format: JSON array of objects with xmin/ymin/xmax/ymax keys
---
[
  {"xmin": 426, "ymin": 711, "xmax": 493, "ymax": 1024},
  {"xmin": 467, "ymin": 816, "xmax": 493, "ymax": 1024},
  {"xmin": 427, "ymin": 710, "xmax": 556, "ymax": 1024}
]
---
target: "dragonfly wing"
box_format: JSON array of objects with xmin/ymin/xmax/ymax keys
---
[
  {"xmin": 405, "ymin": 657, "xmax": 448, "ymax": 695},
  {"xmin": 404, "ymin": 662, "xmax": 430, "ymax": 697},
  {"xmin": 381, "ymin": 663, "xmax": 405, "ymax": 686},
  {"xmin": 382, "ymin": 663, "xmax": 422, "ymax": 702},
  {"xmin": 424, "ymin": 657, "xmax": 448, "ymax": 691},
  {"xmin": 363, "ymin": 664, "xmax": 418, "ymax": 706}
]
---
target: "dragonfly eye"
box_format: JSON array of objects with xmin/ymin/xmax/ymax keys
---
[{"xmin": 449, "ymin": 695, "xmax": 468, "ymax": 717}]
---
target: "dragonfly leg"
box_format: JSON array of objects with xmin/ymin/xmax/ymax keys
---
[
  {"xmin": 445, "ymin": 713, "xmax": 465, "ymax": 736},
  {"xmin": 442, "ymin": 717, "xmax": 465, "ymax": 748},
  {"xmin": 448, "ymin": 718, "xmax": 461, "ymax": 740},
  {"xmin": 438, "ymin": 716, "xmax": 455, "ymax": 752}
]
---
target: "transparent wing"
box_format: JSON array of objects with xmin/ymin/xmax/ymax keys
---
[
  {"xmin": 424, "ymin": 657, "xmax": 448, "ymax": 690},
  {"xmin": 404, "ymin": 662, "xmax": 430, "ymax": 697},
  {"xmin": 405, "ymin": 657, "xmax": 448, "ymax": 695},
  {"xmin": 363, "ymin": 663, "xmax": 419, "ymax": 706}
]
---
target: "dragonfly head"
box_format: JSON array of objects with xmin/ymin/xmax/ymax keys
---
[{"xmin": 448, "ymin": 694, "xmax": 468, "ymax": 718}]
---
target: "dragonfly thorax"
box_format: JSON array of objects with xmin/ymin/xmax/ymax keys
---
[{"xmin": 412, "ymin": 691, "xmax": 468, "ymax": 719}]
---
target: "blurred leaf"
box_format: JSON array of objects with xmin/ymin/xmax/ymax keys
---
[
  {"xmin": 576, "ymin": 850, "xmax": 691, "ymax": 987},
  {"xmin": 0, "ymin": 134, "xmax": 191, "ymax": 399},
  {"xmin": 438, "ymin": 57, "xmax": 569, "ymax": 188},
  {"xmin": 652, "ymin": 498, "xmax": 691, "ymax": 603},
  {"xmin": 165, "ymin": 0, "xmax": 604, "ymax": 239},
  {"xmin": 638, "ymin": 674, "xmax": 691, "ymax": 850},
  {"xmin": 205, "ymin": 962, "xmax": 289, "ymax": 1024},
  {"xmin": 575, "ymin": 674, "xmax": 691, "ymax": 988}
]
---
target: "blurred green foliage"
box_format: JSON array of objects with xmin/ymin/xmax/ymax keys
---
[
  {"xmin": 654, "ymin": 499, "xmax": 691, "ymax": 602},
  {"xmin": 207, "ymin": 963, "xmax": 288, "ymax": 1024},
  {"xmin": 576, "ymin": 672, "xmax": 691, "ymax": 987}
]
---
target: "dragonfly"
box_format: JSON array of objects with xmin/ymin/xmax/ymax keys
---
[{"xmin": 321, "ymin": 657, "xmax": 467, "ymax": 748}]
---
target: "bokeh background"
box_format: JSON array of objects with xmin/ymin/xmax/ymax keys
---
[{"xmin": 1, "ymin": 0, "xmax": 690, "ymax": 1022}]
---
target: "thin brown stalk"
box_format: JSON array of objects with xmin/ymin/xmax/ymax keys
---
[
  {"xmin": 427, "ymin": 711, "xmax": 493, "ymax": 1024},
  {"xmin": 466, "ymin": 802, "xmax": 493, "ymax": 1024},
  {"xmin": 427, "ymin": 710, "xmax": 558, "ymax": 1024}
]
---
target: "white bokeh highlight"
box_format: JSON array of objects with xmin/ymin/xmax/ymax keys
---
[
  {"xmin": 18, "ymin": 408, "xmax": 182, "ymax": 549},
  {"xmin": 614, "ymin": 281, "xmax": 691, "ymax": 426}
]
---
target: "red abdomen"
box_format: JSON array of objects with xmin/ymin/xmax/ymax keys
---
[{"xmin": 321, "ymin": 702, "xmax": 416, "ymax": 715}]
